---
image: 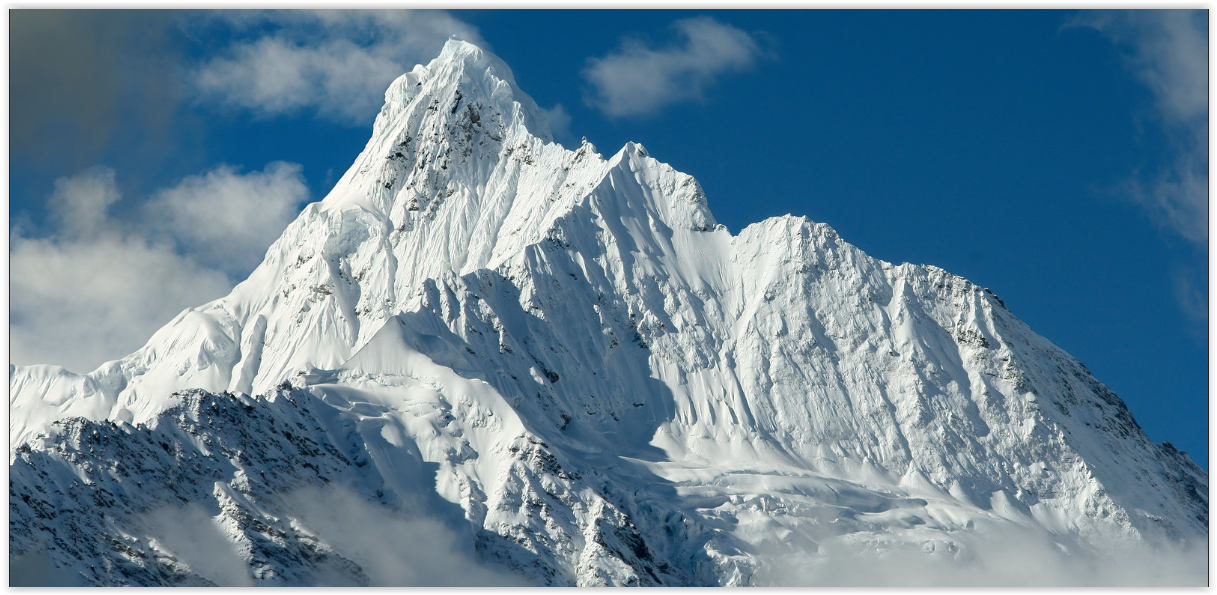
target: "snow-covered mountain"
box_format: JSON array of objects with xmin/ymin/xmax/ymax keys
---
[{"xmin": 10, "ymin": 40, "xmax": 1206, "ymax": 586}]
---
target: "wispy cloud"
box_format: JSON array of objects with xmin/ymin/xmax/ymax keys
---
[
  {"xmin": 1171, "ymin": 264, "xmax": 1208, "ymax": 327},
  {"xmin": 1066, "ymin": 10, "xmax": 1208, "ymax": 332},
  {"xmin": 145, "ymin": 162, "xmax": 309, "ymax": 275},
  {"xmin": 1068, "ymin": 10, "xmax": 1208, "ymax": 245},
  {"xmin": 11, "ymin": 164, "xmax": 309, "ymax": 373},
  {"xmin": 194, "ymin": 10, "xmax": 483, "ymax": 124},
  {"xmin": 280, "ymin": 485, "xmax": 531, "ymax": 586},
  {"xmin": 583, "ymin": 16, "xmax": 764, "ymax": 118},
  {"xmin": 759, "ymin": 525, "xmax": 1206, "ymax": 587},
  {"xmin": 539, "ymin": 103, "xmax": 574, "ymax": 145},
  {"xmin": 143, "ymin": 504, "xmax": 254, "ymax": 586}
]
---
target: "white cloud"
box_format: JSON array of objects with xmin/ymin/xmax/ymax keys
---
[
  {"xmin": 10, "ymin": 231, "xmax": 228, "ymax": 373},
  {"xmin": 11, "ymin": 163, "xmax": 309, "ymax": 374},
  {"xmin": 539, "ymin": 103, "xmax": 573, "ymax": 145},
  {"xmin": 145, "ymin": 162, "xmax": 309, "ymax": 275},
  {"xmin": 45, "ymin": 166, "xmax": 122, "ymax": 239},
  {"xmin": 583, "ymin": 16, "xmax": 763, "ymax": 118},
  {"xmin": 1172, "ymin": 264, "xmax": 1207, "ymax": 325},
  {"xmin": 759, "ymin": 525, "xmax": 1206, "ymax": 587},
  {"xmin": 280, "ymin": 485, "xmax": 531, "ymax": 586},
  {"xmin": 195, "ymin": 10, "xmax": 484, "ymax": 124},
  {"xmin": 142, "ymin": 504, "xmax": 254, "ymax": 586},
  {"xmin": 1069, "ymin": 10, "xmax": 1208, "ymax": 245}
]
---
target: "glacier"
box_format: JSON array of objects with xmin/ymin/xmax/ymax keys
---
[{"xmin": 9, "ymin": 40, "xmax": 1207, "ymax": 586}]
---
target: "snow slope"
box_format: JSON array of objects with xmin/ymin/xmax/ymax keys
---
[{"xmin": 10, "ymin": 40, "xmax": 1207, "ymax": 586}]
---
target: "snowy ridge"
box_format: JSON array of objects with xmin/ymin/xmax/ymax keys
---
[{"xmin": 10, "ymin": 40, "xmax": 1206, "ymax": 586}]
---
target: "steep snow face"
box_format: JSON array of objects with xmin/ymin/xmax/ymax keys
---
[
  {"xmin": 9, "ymin": 41, "xmax": 664, "ymax": 430},
  {"xmin": 10, "ymin": 40, "xmax": 1206, "ymax": 586}
]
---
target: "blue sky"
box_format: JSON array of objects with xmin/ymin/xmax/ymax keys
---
[{"xmin": 9, "ymin": 10, "xmax": 1208, "ymax": 468}]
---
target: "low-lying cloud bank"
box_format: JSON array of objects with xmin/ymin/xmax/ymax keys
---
[
  {"xmin": 759, "ymin": 525, "xmax": 1206, "ymax": 587},
  {"xmin": 13, "ymin": 484, "xmax": 532, "ymax": 587},
  {"xmin": 277, "ymin": 485, "xmax": 531, "ymax": 587}
]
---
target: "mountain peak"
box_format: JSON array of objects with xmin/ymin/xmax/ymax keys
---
[
  {"xmin": 320, "ymin": 41, "xmax": 555, "ymax": 216},
  {"xmin": 372, "ymin": 38, "xmax": 540, "ymax": 138},
  {"xmin": 437, "ymin": 38, "xmax": 493, "ymax": 64}
]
